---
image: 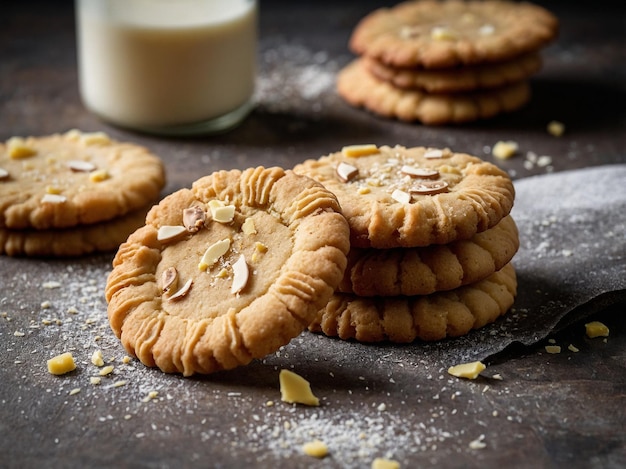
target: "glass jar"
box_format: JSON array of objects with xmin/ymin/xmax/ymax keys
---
[{"xmin": 75, "ymin": 0, "xmax": 257, "ymax": 135}]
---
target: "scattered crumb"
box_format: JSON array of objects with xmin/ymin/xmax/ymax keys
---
[
  {"xmin": 69, "ymin": 388, "xmax": 81, "ymax": 396},
  {"xmin": 371, "ymin": 457, "xmax": 401, "ymax": 469},
  {"xmin": 279, "ymin": 369, "xmax": 320, "ymax": 406},
  {"xmin": 567, "ymin": 344, "xmax": 580, "ymax": 353},
  {"xmin": 91, "ymin": 350, "xmax": 105, "ymax": 367},
  {"xmin": 547, "ymin": 120, "xmax": 565, "ymax": 137},
  {"xmin": 585, "ymin": 321, "xmax": 609, "ymax": 338},
  {"xmin": 492, "ymin": 141, "xmax": 518, "ymax": 159},
  {"xmin": 545, "ymin": 345, "xmax": 561, "ymax": 354},
  {"xmin": 13, "ymin": 330, "xmax": 25, "ymax": 337},
  {"xmin": 99, "ymin": 365, "xmax": 114, "ymax": 376},
  {"xmin": 468, "ymin": 434, "xmax": 487, "ymax": 450},
  {"xmin": 90, "ymin": 377, "xmax": 101, "ymax": 385},
  {"xmin": 447, "ymin": 361, "xmax": 486, "ymax": 379},
  {"xmin": 112, "ymin": 380, "xmax": 127, "ymax": 388},
  {"xmin": 302, "ymin": 440, "xmax": 328, "ymax": 458},
  {"xmin": 47, "ymin": 352, "xmax": 76, "ymax": 375}
]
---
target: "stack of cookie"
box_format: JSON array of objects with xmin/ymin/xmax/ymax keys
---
[
  {"xmin": 0, "ymin": 130, "xmax": 165, "ymax": 257},
  {"xmin": 294, "ymin": 144, "xmax": 519, "ymax": 343},
  {"xmin": 338, "ymin": 0, "xmax": 559, "ymax": 125}
]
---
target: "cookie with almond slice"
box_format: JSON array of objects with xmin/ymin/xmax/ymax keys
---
[
  {"xmin": 293, "ymin": 144, "xmax": 515, "ymax": 249},
  {"xmin": 105, "ymin": 167, "xmax": 350, "ymax": 376},
  {"xmin": 0, "ymin": 130, "xmax": 165, "ymax": 229}
]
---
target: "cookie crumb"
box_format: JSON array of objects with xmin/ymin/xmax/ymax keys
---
[
  {"xmin": 468, "ymin": 434, "xmax": 486, "ymax": 450},
  {"xmin": 99, "ymin": 365, "xmax": 114, "ymax": 376},
  {"xmin": 447, "ymin": 361, "xmax": 486, "ymax": 379},
  {"xmin": 567, "ymin": 344, "xmax": 580, "ymax": 353},
  {"xmin": 91, "ymin": 350, "xmax": 105, "ymax": 367},
  {"xmin": 302, "ymin": 440, "xmax": 328, "ymax": 458},
  {"xmin": 371, "ymin": 457, "xmax": 400, "ymax": 469},
  {"xmin": 492, "ymin": 141, "xmax": 518, "ymax": 159},
  {"xmin": 547, "ymin": 120, "xmax": 565, "ymax": 137},
  {"xmin": 90, "ymin": 377, "xmax": 101, "ymax": 385},
  {"xmin": 585, "ymin": 321, "xmax": 609, "ymax": 338},
  {"xmin": 69, "ymin": 388, "xmax": 81, "ymax": 396},
  {"xmin": 545, "ymin": 345, "xmax": 561, "ymax": 354},
  {"xmin": 279, "ymin": 369, "xmax": 320, "ymax": 406},
  {"xmin": 341, "ymin": 144, "xmax": 378, "ymax": 158},
  {"xmin": 47, "ymin": 352, "xmax": 76, "ymax": 375}
]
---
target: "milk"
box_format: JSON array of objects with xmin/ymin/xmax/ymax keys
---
[{"xmin": 76, "ymin": 0, "xmax": 257, "ymax": 134}]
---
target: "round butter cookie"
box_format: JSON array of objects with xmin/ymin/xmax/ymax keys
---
[
  {"xmin": 350, "ymin": 0, "xmax": 558, "ymax": 69},
  {"xmin": 310, "ymin": 263, "xmax": 517, "ymax": 343},
  {"xmin": 337, "ymin": 59, "xmax": 531, "ymax": 125},
  {"xmin": 339, "ymin": 215, "xmax": 519, "ymax": 296},
  {"xmin": 105, "ymin": 167, "xmax": 350, "ymax": 376},
  {"xmin": 0, "ymin": 130, "xmax": 165, "ymax": 229},
  {"xmin": 294, "ymin": 144, "xmax": 515, "ymax": 249},
  {"xmin": 364, "ymin": 52, "xmax": 542, "ymax": 93},
  {"xmin": 0, "ymin": 203, "xmax": 154, "ymax": 257}
]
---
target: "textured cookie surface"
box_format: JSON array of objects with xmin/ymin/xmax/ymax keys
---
[
  {"xmin": 339, "ymin": 215, "xmax": 518, "ymax": 296},
  {"xmin": 310, "ymin": 263, "xmax": 517, "ymax": 343},
  {"xmin": 294, "ymin": 145, "xmax": 515, "ymax": 249},
  {"xmin": 364, "ymin": 52, "xmax": 542, "ymax": 93},
  {"xmin": 0, "ymin": 130, "xmax": 165, "ymax": 229},
  {"xmin": 350, "ymin": 0, "xmax": 558, "ymax": 69},
  {"xmin": 0, "ymin": 203, "xmax": 153, "ymax": 257},
  {"xmin": 105, "ymin": 167, "xmax": 350, "ymax": 376},
  {"xmin": 337, "ymin": 59, "xmax": 531, "ymax": 125}
]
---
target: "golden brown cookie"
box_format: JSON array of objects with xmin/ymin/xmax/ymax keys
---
[
  {"xmin": 0, "ymin": 130, "xmax": 165, "ymax": 229},
  {"xmin": 337, "ymin": 59, "xmax": 531, "ymax": 125},
  {"xmin": 293, "ymin": 144, "xmax": 515, "ymax": 249},
  {"xmin": 310, "ymin": 263, "xmax": 517, "ymax": 343},
  {"xmin": 0, "ymin": 203, "xmax": 153, "ymax": 257},
  {"xmin": 350, "ymin": 0, "xmax": 558, "ymax": 69},
  {"xmin": 364, "ymin": 52, "xmax": 542, "ymax": 93},
  {"xmin": 105, "ymin": 167, "xmax": 350, "ymax": 376},
  {"xmin": 339, "ymin": 215, "xmax": 518, "ymax": 296}
]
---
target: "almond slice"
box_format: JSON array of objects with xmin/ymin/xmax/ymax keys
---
[
  {"xmin": 0, "ymin": 168, "xmax": 10, "ymax": 180},
  {"xmin": 198, "ymin": 238, "xmax": 231, "ymax": 271},
  {"xmin": 410, "ymin": 180, "xmax": 449, "ymax": 195},
  {"xmin": 183, "ymin": 206, "xmax": 206, "ymax": 233},
  {"xmin": 231, "ymin": 255, "xmax": 249, "ymax": 294},
  {"xmin": 67, "ymin": 160, "xmax": 96, "ymax": 172},
  {"xmin": 423, "ymin": 149, "xmax": 444, "ymax": 159},
  {"xmin": 341, "ymin": 144, "xmax": 378, "ymax": 158},
  {"xmin": 241, "ymin": 218, "xmax": 257, "ymax": 235},
  {"xmin": 400, "ymin": 165, "xmax": 439, "ymax": 179},
  {"xmin": 336, "ymin": 162, "xmax": 359, "ymax": 182},
  {"xmin": 208, "ymin": 200, "xmax": 236, "ymax": 223},
  {"xmin": 157, "ymin": 225, "xmax": 187, "ymax": 242},
  {"xmin": 41, "ymin": 194, "xmax": 67, "ymax": 204},
  {"xmin": 169, "ymin": 278, "xmax": 193, "ymax": 301},
  {"xmin": 161, "ymin": 267, "xmax": 178, "ymax": 293},
  {"xmin": 391, "ymin": 189, "xmax": 411, "ymax": 204}
]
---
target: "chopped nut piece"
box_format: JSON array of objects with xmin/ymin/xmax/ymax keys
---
[
  {"xmin": 0, "ymin": 167, "xmax": 9, "ymax": 180},
  {"xmin": 341, "ymin": 144, "xmax": 378, "ymax": 158},
  {"xmin": 157, "ymin": 225, "xmax": 187, "ymax": 242},
  {"xmin": 585, "ymin": 321, "xmax": 609, "ymax": 338},
  {"xmin": 567, "ymin": 344, "xmax": 580, "ymax": 353},
  {"xmin": 410, "ymin": 180, "xmax": 449, "ymax": 195},
  {"xmin": 279, "ymin": 369, "xmax": 320, "ymax": 406},
  {"xmin": 423, "ymin": 149, "xmax": 444, "ymax": 159},
  {"xmin": 431, "ymin": 26, "xmax": 456, "ymax": 40},
  {"xmin": 91, "ymin": 350, "xmax": 105, "ymax": 367},
  {"xmin": 448, "ymin": 361, "xmax": 486, "ymax": 379},
  {"xmin": 545, "ymin": 345, "xmax": 561, "ymax": 354},
  {"xmin": 199, "ymin": 238, "xmax": 231, "ymax": 271},
  {"xmin": 302, "ymin": 440, "xmax": 328, "ymax": 458},
  {"xmin": 400, "ymin": 165, "xmax": 439, "ymax": 179},
  {"xmin": 161, "ymin": 267, "xmax": 179, "ymax": 294},
  {"xmin": 391, "ymin": 189, "xmax": 411, "ymax": 204},
  {"xmin": 241, "ymin": 218, "xmax": 257, "ymax": 235},
  {"xmin": 99, "ymin": 365, "xmax": 114, "ymax": 376},
  {"xmin": 41, "ymin": 194, "xmax": 67, "ymax": 204},
  {"xmin": 67, "ymin": 160, "xmax": 96, "ymax": 172},
  {"xmin": 7, "ymin": 137, "xmax": 37, "ymax": 159},
  {"xmin": 208, "ymin": 200, "xmax": 236, "ymax": 223},
  {"xmin": 169, "ymin": 278, "xmax": 193, "ymax": 301},
  {"xmin": 89, "ymin": 169, "xmax": 110, "ymax": 182},
  {"xmin": 371, "ymin": 458, "xmax": 401, "ymax": 469},
  {"xmin": 80, "ymin": 131, "xmax": 111, "ymax": 146},
  {"xmin": 492, "ymin": 140, "xmax": 519, "ymax": 159},
  {"xmin": 547, "ymin": 120, "xmax": 565, "ymax": 137},
  {"xmin": 231, "ymin": 255, "xmax": 249, "ymax": 294},
  {"xmin": 468, "ymin": 434, "xmax": 487, "ymax": 450},
  {"xmin": 47, "ymin": 352, "xmax": 76, "ymax": 375},
  {"xmin": 336, "ymin": 162, "xmax": 359, "ymax": 182},
  {"xmin": 183, "ymin": 206, "xmax": 206, "ymax": 232}
]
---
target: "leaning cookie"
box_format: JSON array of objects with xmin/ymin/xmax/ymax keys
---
[
  {"xmin": 0, "ymin": 203, "xmax": 154, "ymax": 257},
  {"xmin": 337, "ymin": 59, "xmax": 531, "ymax": 125},
  {"xmin": 294, "ymin": 144, "xmax": 515, "ymax": 249},
  {"xmin": 310, "ymin": 263, "xmax": 517, "ymax": 343},
  {"xmin": 105, "ymin": 167, "xmax": 350, "ymax": 376},
  {"xmin": 350, "ymin": 0, "xmax": 558, "ymax": 69},
  {"xmin": 364, "ymin": 52, "xmax": 542, "ymax": 94},
  {"xmin": 0, "ymin": 130, "xmax": 165, "ymax": 229},
  {"xmin": 339, "ymin": 215, "xmax": 519, "ymax": 296}
]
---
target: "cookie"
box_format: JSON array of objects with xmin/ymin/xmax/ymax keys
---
[
  {"xmin": 0, "ymin": 130, "xmax": 165, "ymax": 229},
  {"xmin": 337, "ymin": 59, "xmax": 531, "ymax": 125},
  {"xmin": 0, "ymin": 203, "xmax": 153, "ymax": 257},
  {"xmin": 293, "ymin": 144, "xmax": 515, "ymax": 249},
  {"xmin": 350, "ymin": 0, "xmax": 558, "ymax": 69},
  {"xmin": 364, "ymin": 52, "xmax": 542, "ymax": 93},
  {"xmin": 310, "ymin": 263, "xmax": 517, "ymax": 343},
  {"xmin": 105, "ymin": 167, "xmax": 350, "ymax": 376},
  {"xmin": 339, "ymin": 215, "xmax": 518, "ymax": 296}
]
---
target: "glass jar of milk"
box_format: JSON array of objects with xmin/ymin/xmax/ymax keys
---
[{"xmin": 75, "ymin": 0, "xmax": 257, "ymax": 135}]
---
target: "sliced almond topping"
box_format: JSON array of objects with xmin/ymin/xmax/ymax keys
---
[
  {"xmin": 431, "ymin": 26, "xmax": 456, "ymax": 41},
  {"xmin": 479, "ymin": 24, "xmax": 495, "ymax": 36},
  {"xmin": 67, "ymin": 160, "xmax": 97, "ymax": 172},
  {"xmin": 80, "ymin": 131, "xmax": 111, "ymax": 146},
  {"xmin": 157, "ymin": 225, "xmax": 187, "ymax": 242},
  {"xmin": 0, "ymin": 168, "xmax": 9, "ymax": 180},
  {"xmin": 199, "ymin": 238, "xmax": 231, "ymax": 271},
  {"xmin": 241, "ymin": 218, "xmax": 257, "ymax": 235},
  {"xmin": 336, "ymin": 162, "xmax": 359, "ymax": 182},
  {"xmin": 41, "ymin": 193, "xmax": 67, "ymax": 204},
  {"xmin": 410, "ymin": 180, "xmax": 449, "ymax": 195},
  {"xmin": 231, "ymin": 255, "xmax": 249, "ymax": 294},
  {"xmin": 391, "ymin": 189, "xmax": 411, "ymax": 204},
  {"xmin": 341, "ymin": 144, "xmax": 378, "ymax": 158},
  {"xmin": 89, "ymin": 169, "xmax": 110, "ymax": 182},
  {"xmin": 169, "ymin": 278, "xmax": 193, "ymax": 301},
  {"xmin": 183, "ymin": 206, "xmax": 206, "ymax": 233},
  {"xmin": 161, "ymin": 267, "xmax": 178, "ymax": 293},
  {"xmin": 7, "ymin": 137, "xmax": 37, "ymax": 159},
  {"xmin": 423, "ymin": 149, "xmax": 444, "ymax": 159},
  {"xmin": 208, "ymin": 200, "xmax": 236, "ymax": 223},
  {"xmin": 400, "ymin": 165, "xmax": 439, "ymax": 179}
]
